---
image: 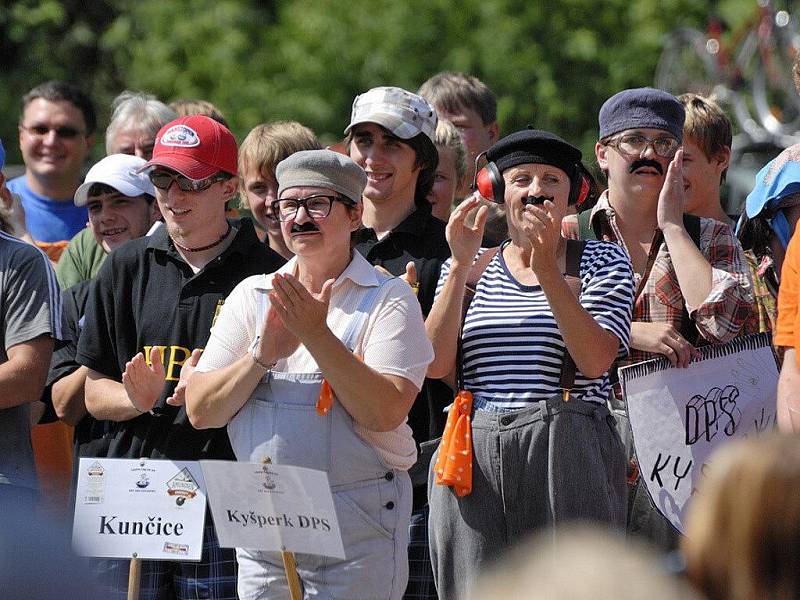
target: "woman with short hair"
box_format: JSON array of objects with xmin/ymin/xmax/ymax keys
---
[{"xmin": 425, "ymin": 129, "xmax": 635, "ymax": 599}]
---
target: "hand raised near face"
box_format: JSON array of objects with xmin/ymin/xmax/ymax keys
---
[
  {"xmin": 657, "ymin": 148, "xmax": 687, "ymax": 232},
  {"xmin": 446, "ymin": 195, "xmax": 488, "ymax": 268},
  {"xmin": 522, "ymin": 199, "xmax": 563, "ymax": 276}
]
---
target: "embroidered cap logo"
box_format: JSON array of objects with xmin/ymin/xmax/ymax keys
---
[{"xmin": 159, "ymin": 125, "xmax": 201, "ymax": 148}]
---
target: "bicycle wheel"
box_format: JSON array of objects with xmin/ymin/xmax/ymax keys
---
[
  {"xmin": 750, "ymin": 13, "xmax": 800, "ymax": 136},
  {"xmin": 655, "ymin": 28, "xmax": 722, "ymax": 96}
]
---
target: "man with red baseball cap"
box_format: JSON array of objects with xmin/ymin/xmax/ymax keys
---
[{"xmin": 76, "ymin": 115, "xmax": 284, "ymax": 598}]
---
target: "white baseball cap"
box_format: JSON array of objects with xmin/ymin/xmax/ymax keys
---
[
  {"xmin": 74, "ymin": 153, "xmax": 156, "ymax": 206},
  {"xmin": 344, "ymin": 86, "xmax": 437, "ymax": 142}
]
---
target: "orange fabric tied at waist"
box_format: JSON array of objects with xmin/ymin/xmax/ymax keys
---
[
  {"xmin": 317, "ymin": 379, "xmax": 333, "ymax": 416},
  {"xmin": 434, "ymin": 390, "xmax": 473, "ymax": 497},
  {"xmin": 317, "ymin": 355, "xmax": 363, "ymax": 416}
]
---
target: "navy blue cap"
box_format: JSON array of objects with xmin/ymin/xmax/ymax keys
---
[
  {"xmin": 486, "ymin": 129, "xmax": 581, "ymax": 178},
  {"xmin": 0, "ymin": 139, "xmax": 4, "ymax": 170},
  {"xmin": 599, "ymin": 87, "xmax": 685, "ymax": 141}
]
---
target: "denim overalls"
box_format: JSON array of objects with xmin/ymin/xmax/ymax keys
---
[{"xmin": 228, "ymin": 280, "xmax": 411, "ymax": 600}]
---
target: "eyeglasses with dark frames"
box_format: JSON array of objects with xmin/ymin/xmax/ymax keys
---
[
  {"xmin": 270, "ymin": 194, "xmax": 355, "ymax": 222},
  {"xmin": 148, "ymin": 170, "xmax": 228, "ymax": 193},
  {"xmin": 21, "ymin": 124, "xmax": 84, "ymax": 139},
  {"xmin": 605, "ymin": 133, "xmax": 681, "ymax": 159}
]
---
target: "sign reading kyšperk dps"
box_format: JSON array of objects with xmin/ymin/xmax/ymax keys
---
[
  {"xmin": 619, "ymin": 333, "xmax": 778, "ymax": 534},
  {"xmin": 200, "ymin": 461, "xmax": 345, "ymax": 559},
  {"xmin": 72, "ymin": 458, "xmax": 207, "ymax": 560}
]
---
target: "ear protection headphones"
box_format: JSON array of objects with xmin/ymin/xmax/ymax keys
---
[{"xmin": 472, "ymin": 152, "xmax": 595, "ymax": 207}]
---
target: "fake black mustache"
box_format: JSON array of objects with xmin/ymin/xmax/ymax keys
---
[
  {"xmin": 522, "ymin": 195, "xmax": 553, "ymax": 206},
  {"xmin": 291, "ymin": 221, "xmax": 319, "ymax": 234},
  {"xmin": 629, "ymin": 159, "xmax": 663, "ymax": 175}
]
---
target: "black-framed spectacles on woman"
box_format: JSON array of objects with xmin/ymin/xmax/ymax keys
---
[{"xmin": 270, "ymin": 194, "xmax": 355, "ymax": 222}]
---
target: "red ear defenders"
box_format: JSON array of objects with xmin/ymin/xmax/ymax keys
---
[{"xmin": 472, "ymin": 153, "xmax": 595, "ymax": 207}]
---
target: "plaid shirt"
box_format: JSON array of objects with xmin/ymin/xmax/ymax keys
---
[{"xmin": 562, "ymin": 192, "xmax": 754, "ymax": 368}]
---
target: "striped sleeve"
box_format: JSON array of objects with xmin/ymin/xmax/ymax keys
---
[{"xmin": 579, "ymin": 240, "xmax": 635, "ymax": 354}]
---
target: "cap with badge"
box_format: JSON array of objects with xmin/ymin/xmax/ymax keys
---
[
  {"xmin": 344, "ymin": 86, "xmax": 437, "ymax": 142},
  {"xmin": 276, "ymin": 149, "xmax": 367, "ymax": 204},
  {"xmin": 599, "ymin": 87, "xmax": 685, "ymax": 142},
  {"xmin": 74, "ymin": 153, "xmax": 155, "ymax": 206},
  {"xmin": 140, "ymin": 115, "xmax": 238, "ymax": 180}
]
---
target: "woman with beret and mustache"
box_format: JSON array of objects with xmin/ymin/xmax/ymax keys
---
[{"xmin": 425, "ymin": 130, "xmax": 635, "ymax": 599}]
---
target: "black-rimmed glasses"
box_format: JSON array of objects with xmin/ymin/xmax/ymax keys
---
[
  {"xmin": 605, "ymin": 133, "xmax": 680, "ymax": 159},
  {"xmin": 148, "ymin": 170, "xmax": 227, "ymax": 193},
  {"xmin": 270, "ymin": 194, "xmax": 354, "ymax": 222}
]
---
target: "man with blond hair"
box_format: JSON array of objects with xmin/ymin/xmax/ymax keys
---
[
  {"xmin": 678, "ymin": 93, "xmax": 733, "ymax": 225},
  {"xmin": 238, "ymin": 121, "xmax": 321, "ymax": 259}
]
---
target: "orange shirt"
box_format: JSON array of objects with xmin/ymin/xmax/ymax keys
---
[{"xmin": 775, "ymin": 224, "xmax": 800, "ymax": 356}]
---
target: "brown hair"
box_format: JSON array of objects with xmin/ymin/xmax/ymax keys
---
[
  {"xmin": 683, "ymin": 434, "xmax": 800, "ymax": 600},
  {"xmin": 168, "ymin": 99, "xmax": 229, "ymax": 129},
  {"xmin": 418, "ymin": 71, "xmax": 497, "ymax": 125},
  {"xmin": 678, "ymin": 93, "xmax": 732, "ymax": 183},
  {"xmin": 345, "ymin": 124, "xmax": 438, "ymax": 207},
  {"xmin": 434, "ymin": 119, "xmax": 468, "ymax": 184},
  {"xmin": 237, "ymin": 122, "xmax": 322, "ymax": 210}
]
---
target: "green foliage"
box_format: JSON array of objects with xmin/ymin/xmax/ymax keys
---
[{"xmin": 0, "ymin": 0, "xmax": 780, "ymax": 167}]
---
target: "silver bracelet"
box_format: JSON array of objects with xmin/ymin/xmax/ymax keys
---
[{"xmin": 250, "ymin": 345, "xmax": 276, "ymax": 373}]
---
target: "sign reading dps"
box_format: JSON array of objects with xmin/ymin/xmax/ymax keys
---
[
  {"xmin": 72, "ymin": 458, "xmax": 207, "ymax": 560},
  {"xmin": 200, "ymin": 461, "xmax": 345, "ymax": 559},
  {"xmin": 619, "ymin": 333, "xmax": 778, "ymax": 534}
]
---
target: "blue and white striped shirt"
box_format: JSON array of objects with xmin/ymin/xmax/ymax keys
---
[{"xmin": 436, "ymin": 240, "xmax": 634, "ymax": 409}]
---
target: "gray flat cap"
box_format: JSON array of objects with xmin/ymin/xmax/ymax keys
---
[
  {"xmin": 276, "ymin": 149, "xmax": 367, "ymax": 203},
  {"xmin": 599, "ymin": 87, "xmax": 685, "ymax": 141}
]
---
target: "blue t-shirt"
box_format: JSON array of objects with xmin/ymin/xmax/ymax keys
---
[{"xmin": 7, "ymin": 176, "xmax": 87, "ymax": 243}]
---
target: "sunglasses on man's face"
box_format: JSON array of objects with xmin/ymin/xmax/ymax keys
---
[
  {"xmin": 148, "ymin": 170, "xmax": 226, "ymax": 193},
  {"xmin": 21, "ymin": 124, "xmax": 83, "ymax": 139}
]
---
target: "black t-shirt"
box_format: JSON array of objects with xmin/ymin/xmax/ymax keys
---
[
  {"xmin": 76, "ymin": 219, "xmax": 285, "ymax": 461},
  {"xmin": 45, "ymin": 278, "xmax": 113, "ymax": 459},
  {"xmin": 354, "ymin": 204, "xmax": 452, "ymax": 504},
  {"xmin": 354, "ymin": 203, "xmax": 449, "ymax": 317}
]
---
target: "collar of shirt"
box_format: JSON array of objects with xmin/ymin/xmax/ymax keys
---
[
  {"xmin": 354, "ymin": 203, "xmax": 434, "ymax": 243},
  {"xmin": 147, "ymin": 218, "xmax": 258, "ymax": 261},
  {"xmin": 253, "ymin": 250, "xmax": 385, "ymax": 292}
]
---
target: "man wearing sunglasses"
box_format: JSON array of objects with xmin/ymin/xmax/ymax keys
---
[
  {"xmin": 76, "ymin": 115, "xmax": 284, "ymax": 599},
  {"xmin": 562, "ymin": 88, "xmax": 752, "ymax": 550},
  {"xmin": 7, "ymin": 81, "xmax": 95, "ymax": 258}
]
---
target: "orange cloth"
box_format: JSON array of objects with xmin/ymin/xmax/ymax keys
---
[
  {"xmin": 776, "ymin": 225, "xmax": 800, "ymax": 365},
  {"xmin": 434, "ymin": 390, "xmax": 473, "ymax": 496},
  {"xmin": 317, "ymin": 379, "xmax": 334, "ymax": 416},
  {"xmin": 35, "ymin": 240, "xmax": 68, "ymax": 263},
  {"xmin": 31, "ymin": 421, "xmax": 74, "ymax": 520}
]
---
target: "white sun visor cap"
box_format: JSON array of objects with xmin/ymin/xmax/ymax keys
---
[
  {"xmin": 344, "ymin": 86, "xmax": 437, "ymax": 142},
  {"xmin": 74, "ymin": 153, "xmax": 156, "ymax": 206}
]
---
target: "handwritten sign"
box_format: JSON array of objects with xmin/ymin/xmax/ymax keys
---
[
  {"xmin": 201, "ymin": 461, "xmax": 345, "ymax": 559},
  {"xmin": 619, "ymin": 333, "xmax": 778, "ymax": 534},
  {"xmin": 72, "ymin": 458, "xmax": 207, "ymax": 560}
]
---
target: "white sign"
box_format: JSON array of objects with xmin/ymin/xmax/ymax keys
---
[
  {"xmin": 72, "ymin": 458, "xmax": 207, "ymax": 560},
  {"xmin": 201, "ymin": 461, "xmax": 345, "ymax": 559},
  {"xmin": 619, "ymin": 333, "xmax": 778, "ymax": 534}
]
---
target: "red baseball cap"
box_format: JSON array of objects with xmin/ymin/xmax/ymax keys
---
[{"xmin": 141, "ymin": 115, "xmax": 238, "ymax": 179}]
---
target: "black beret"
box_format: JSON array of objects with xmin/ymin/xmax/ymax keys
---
[{"xmin": 486, "ymin": 129, "xmax": 581, "ymax": 179}]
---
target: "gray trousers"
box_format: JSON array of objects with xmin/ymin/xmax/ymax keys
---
[{"xmin": 428, "ymin": 396, "xmax": 626, "ymax": 600}]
